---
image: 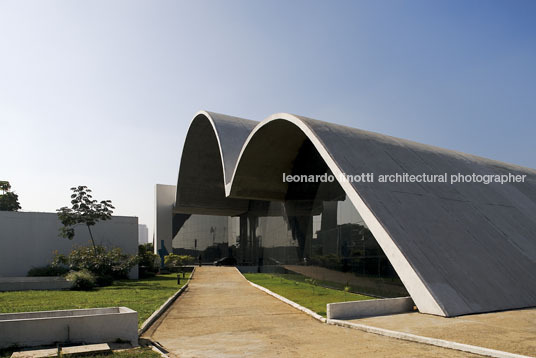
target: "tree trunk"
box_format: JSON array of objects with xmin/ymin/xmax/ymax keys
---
[{"xmin": 87, "ymin": 224, "xmax": 98, "ymax": 256}]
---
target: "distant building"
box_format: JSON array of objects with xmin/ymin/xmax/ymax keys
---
[{"xmin": 138, "ymin": 224, "xmax": 149, "ymax": 244}]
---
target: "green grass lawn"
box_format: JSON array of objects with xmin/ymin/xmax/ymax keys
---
[
  {"xmin": 0, "ymin": 347, "xmax": 161, "ymax": 358},
  {"xmin": 87, "ymin": 347, "xmax": 161, "ymax": 358},
  {"xmin": 243, "ymin": 273, "xmax": 374, "ymax": 317},
  {"xmin": 0, "ymin": 273, "xmax": 189, "ymax": 327}
]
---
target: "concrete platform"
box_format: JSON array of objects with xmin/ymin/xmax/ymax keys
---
[
  {"xmin": 0, "ymin": 307, "xmax": 138, "ymax": 348},
  {"xmin": 142, "ymin": 266, "xmax": 478, "ymax": 357},
  {"xmin": 349, "ymin": 309, "xmax": 536, "ymax": 357}
]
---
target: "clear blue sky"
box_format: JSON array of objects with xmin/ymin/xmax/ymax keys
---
[{"xmin": 1, "ymin": 0, "xmax": 535, "ymax": 237}]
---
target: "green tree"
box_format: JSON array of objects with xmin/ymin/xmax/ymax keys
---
[
  {"xmin": 138, "ymin": 243, "xmax": 159, "ymax": 277},
  {"xmin": 0, "ymin": 181, "xmax": 10, "ymax": 192},
  {"xmin": 0, "ymin": 180, "xmax": 21, "ymax": 211},
  {"xmin": 57, "ymin": 186, "xmax": 114, "ymax": 254}
]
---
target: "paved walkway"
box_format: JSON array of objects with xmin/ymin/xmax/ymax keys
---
[
  {"xmin": 352, "ymin": 309, "xmax": 536, "ymax": 356},
  {"xmin": 143, "ymin": 267, "xmax": 477, "ymax": 357}
]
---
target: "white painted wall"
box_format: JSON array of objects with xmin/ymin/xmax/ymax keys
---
[
  {"xmin": 0, "ymin": 211, "xmax": 138, "ymax": 279},
  {"xmin": 154, "ymin": 184, "xmax": 175, "ymax": 256}
]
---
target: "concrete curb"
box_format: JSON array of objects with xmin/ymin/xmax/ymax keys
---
[
  {"xmin": 239, "ymin": 269, "xmax": 532, "ymax": 358},
  {"xmin": 138, "ymin": 267, "xmax": 196, "ymax": 336},
  {"xmin": 149, "ymin": 345, "xmax": 169, "ymax": 358},
  {"xmin": 328, "ymin": 319, "xmax": 533, "ymax": 358},
  {"xmin": 236, "ymin": 268, "xmax": 326, "ymax": 323},
  {"xmin": 248, "ymin": 281, "xmax": 327, "ymax": 323},
  {"xmin": 139, "ymin": 338, "xmax": 171, "ymax": 358}
]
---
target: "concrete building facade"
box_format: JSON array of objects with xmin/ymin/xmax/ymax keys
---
[{"xmin": 138, "ymin": 224, "xmax": 149, "ymax": 244}]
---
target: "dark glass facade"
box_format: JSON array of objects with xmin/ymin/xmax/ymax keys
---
[{"xmin": 173, "ymin": 139, "xmax": 408, "ymax": 298}]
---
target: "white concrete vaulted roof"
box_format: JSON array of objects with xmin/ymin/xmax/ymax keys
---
[
  {"xmin": 176, "ymin": 110, "xmax": 536, "ymax": 317},
  {"xmin": 175, "ymin": 111, "xmax": 257, "ymax": 215}
]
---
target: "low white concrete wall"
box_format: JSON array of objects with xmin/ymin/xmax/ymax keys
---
[
  {"xmin": 327, "ymin": 296, "xmax": 414, "ymax": 320},
  {"xmin": 0, "ymin": 211, "xmax": 138, "ymax": 279},
  {"xmin": 0, "ymin": 307, "xmax": 138, "ymax": 348},
  {"xmin": 0, "ymin": 277, "xmax": 72, "ymax": 291}
]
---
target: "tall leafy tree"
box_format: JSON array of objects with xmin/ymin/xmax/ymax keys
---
[
  {"xmin": 57, "ymin": 186, "xmax": 115, "ymax": 254},
  {"xmin": 0, "ymin": 181, "xmax": 21, "ymax": 211}
]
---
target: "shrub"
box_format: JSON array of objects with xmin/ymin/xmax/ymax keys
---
[
  {"xmin": 164, "ymin": 254, "xmax": 195, "ymax": 272},
  {"xmin": 66, "ymin": 270, "xmax": 96, "ymax": 290},
  {"xmin": 96, "ymin": 274, "xmax": 114, "ymax": 286},
  {"xmin": 138, "ymin": 243, "xmax": 159, "ymax": 277},
  {"xmin": 52, "ymin": 245, "xmax": 139, "ymax": 285},
  {"xmin": 27, "ymin": 265, "xmax": 69, "ymax": 277},
  {"xmin": 310, "ymin": 254, "xmax": 342, "ymax": 270}
]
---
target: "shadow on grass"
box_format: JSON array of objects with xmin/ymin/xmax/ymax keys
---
[
  {"xmin": 101, "ymin": 284, "xmax": 179, "ymax": 291},
  {"xmin": 103, "ymin": 275, "xmax": 186, "ymax": 290},
  {"xmin": 0, "ymin": 347, "xmax": 15, "ymax": 358},
  {"xmin": 137, "ymin": 275, "xmax": 178, "ymax": 282},
  {"xmin": 117, "ymin": 275, "xmax": 184, "ymax": 283}
]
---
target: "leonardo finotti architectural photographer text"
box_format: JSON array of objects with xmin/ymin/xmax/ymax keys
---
[{"xmin": 282, "ymin": 172, "xmax": 527, "ymax": 185}]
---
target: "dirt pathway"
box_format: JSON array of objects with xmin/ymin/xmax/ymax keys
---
[{"xmin": 143, "ymin": 266, "xmax": 478, "ymax": 357}]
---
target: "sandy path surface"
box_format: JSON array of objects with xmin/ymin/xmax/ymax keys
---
[
  {"xmin": 353, "ymin": 309, "xmax": 536, "ymax": 356},
  {"xmin": 143, "ymin": 266, "xmax": 478, "ymax": 357}
]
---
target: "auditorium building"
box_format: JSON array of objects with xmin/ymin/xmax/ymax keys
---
[{"xmin": 155, "ymin": 110, "xmax": 536, "ymax": 317}]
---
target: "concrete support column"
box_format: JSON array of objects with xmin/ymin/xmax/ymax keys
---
[{"xmin": 238, "ymin": 214, "xmax": 248, "ymax": 264}]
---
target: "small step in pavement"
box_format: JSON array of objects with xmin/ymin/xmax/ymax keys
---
[
  {"xmin": 11, "ymin": 348, "xmax": 58, "ymax": 358},
  {"xmin": 62, "ymin": 343, "xmax": 111, "ymax": 356}
]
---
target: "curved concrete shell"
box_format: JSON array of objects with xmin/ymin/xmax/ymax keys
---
[
  {"xmin": 173, "ymin": 111, "xmax": 536, "ymax": 317},
  {"xmin": 175, "ymin": 111, "xmax": 257, "ymax": 215}
]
